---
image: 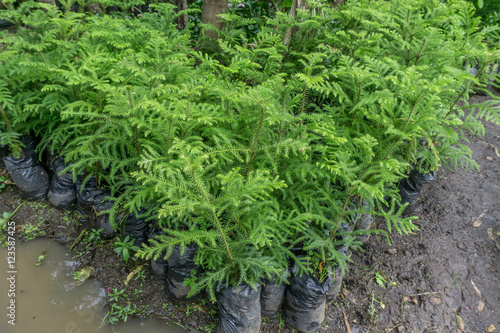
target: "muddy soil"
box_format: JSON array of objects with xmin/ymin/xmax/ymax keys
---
[
  {"xmin": 1, "ymin": 94, "xmax": 499, "ymax": 333},
  {"xmin": 0, "ymin": 187, "xmax": 215, "ymax": 331}
]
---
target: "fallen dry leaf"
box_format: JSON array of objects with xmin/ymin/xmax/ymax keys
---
[
  {"xmin": 486, "ymin": 324, "xmax": 496, "ymax": 332},
  {"xmin": 489, "ymin": 143, "xmax": 500, "ymax": 158},
  {"xmin": 471, "ymin": 280, "xmax": 482, "ymax": 298},
  {"xmin": 403, "ymin": 296, "xmax": 417, "ymax": 305},
  {"xmin": 431, "ymin": 297, "xmax": 442, "ymax": 305},
  {"xmin": 386, "ymin": 248, "xmax": 397, "ymax": 255},
  {"xmin": 124, "ymin": 264, "xmax": 145, "ymax": 286},
  {"xmin": 473, "ymin": 220, "xmax": 482, "ymax": 228},
  {"xmin": 478, "ymin": 300, "xmax": 485, "ymax": 312},
  {"xmin": 486, "ymin": 156, "xmax": 493, "ymax": 161},
  {"xmin": 487, "ymin": 228, "xmax": 500, "ymax": 250}
]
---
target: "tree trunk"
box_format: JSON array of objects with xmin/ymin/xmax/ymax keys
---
[
  {"xmin": 201, "ymin": 0, "xmax": 227, "ymax": 39},
  {"xmin": 332, "ymin": 0, "xmax": 344, "ymax": 7},
  {"xmin": 175, "ymin": 0, "xmax": 189, "ymax": 30},
  {"xmin": 283, "ymin": 0, "xmax": 306, "ymax": 47},
  {"xmin": 38, "ymin": 0, "xmax": 57, "ymax": 6},
  {"xmin": 85, "ymin": 3, "xmax": 103, "ymax": 14}
]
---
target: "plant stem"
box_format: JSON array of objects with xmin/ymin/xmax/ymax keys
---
[
  {"xmin": 166, "ymin": 119, "xmax": 173, "ymax": 163},
  {"xmin": 246, "ymin": 107, "xmax": 265, "ymax": 180},
  {"xmin": 191, "ymin": 168, "xmax": 238, "ymax": 281},
  {"xmin": 0, "ymin": 104, "xmax": 14, "ymax": 132},
  {"xmin": 183, "ymin": 99, "xmax": 191, "ymax": 139},
  {"xmin": 300, "ymin": 86, "xmax": 307, "ymax": 127},
  {"xmin": 272, "ymin": 97, "xmax": 289, "ymax": 178},
  {"xmin": 127, "ymin": 88, "xmax": 140, "ymax": 157}
]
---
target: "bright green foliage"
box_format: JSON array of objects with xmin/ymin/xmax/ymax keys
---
[{"xmin": 1, "ymin": 0, "xmax": 499, "ymax": 300}]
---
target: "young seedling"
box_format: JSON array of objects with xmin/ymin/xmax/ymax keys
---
[{"xmin": 114, "ymin": 236, "xmax": 139, "ymax": 261}]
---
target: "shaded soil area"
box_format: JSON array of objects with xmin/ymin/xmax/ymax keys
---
[{"xmin": 1, "ymin": 94, "xmax": 499, "ymax": 333}]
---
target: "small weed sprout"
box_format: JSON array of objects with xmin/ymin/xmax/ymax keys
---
[
  {"xmin": 87, "ymin": 228, "xmax": 104, "ymax": 243},
  {"xmin": 134, "ymin": 267, "xmax": 147, "ymax": 284},
  {"xmin": 0, "ymin": 176, "xmax": 7, "ymax": 192},
  {"xmin": 114, "ymin": 236, "xmax": 139, "ymax": 261}
]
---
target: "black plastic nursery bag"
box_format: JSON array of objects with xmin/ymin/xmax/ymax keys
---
[
  {"xmin": 284, "ymin": 264, "xmax": 332, "ymax": 333},
  {"xmin": 76, "ymin": 177, "xmax": 109, "ymax": 205},
  {"xmin": 95, "ymin": 200, "xmax": 116, "ymax": 237},
  {"xmin": 3, "ymin": 153, "xmax": 50, "ymax": 200},
  {"xmin": 47, "ymin": 157, "xmax": 77, "ymax": 208},
  {"xmin": 217, "ymin": 283, "xmax": 262, "ymax": 333},
  {"xmin": 147, "ymin": 228, "xmax": 168, "ymax": 281},
  {"xmin": 122, "ymin": 211, "xmax": 149, "ymax": 247},
  {"xmin": 351, "ymin": 197, "xmax": 374, "ymax": 243},
  {"xmin": 326, "ymin": 246, "xmax": 349, "ymax": 303},
  {"xmin": 165, "ymin": 243, "xmax": 200, "ymax": 301},
  {"xmin": 398, "ymin": 168, "xmax": 436, "ymax": 207},
  {"xmin": 260, "ymin": 272, "xmax": 288, "ymax": 318}
]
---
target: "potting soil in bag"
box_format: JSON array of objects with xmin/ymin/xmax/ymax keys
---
[
  {"xmin": 165, "ymin": 243, "xmax": 200, "ymax": 301},
  {"xmin": 284, "ymin": 264, "xmax": 332, "ymax": 333},
  {"xmin": 122, "ymin": 211, "xmax": 149, "ymax": 247},
  {"xmin": 3, "ymin": 154, "xmax": 50, "ymax": 200},
  {"xmin": 217, "ymin": 283, "xmax": 262, "ymax": 333},
  {"xmin": 398, "ymin": 168, "xmax": 436, "ymax": 207},
  {"xmin": 260, "ymin": 271, "xmax": 289, "ymax": 318},
  {"xmin": 147, "ymin": 228, "xmax": 168, "ymax": 281},
  {"xmin": 47, "ymin": 157, "xmax": 77, "ymax": 208}
]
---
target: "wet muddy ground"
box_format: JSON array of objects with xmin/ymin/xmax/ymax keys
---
[{"xmin": 1, "ymin": 94, "xmax": 499, "ymax": 333}]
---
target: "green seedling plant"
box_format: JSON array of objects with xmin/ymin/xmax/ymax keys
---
[
  {"xmin": 375, "ymin": 272, "xmax": 389, "ymax": 289},
  {"xmin": 114, "ymin": 236, "xmax": 139, "ymax": 261},
  {"xmin": 0, "ymin": 202, "xmax": 25, "ymax": 238},
  {"xmin": 0, "ymin": 212, "xmax": 13, "ymax": 230},
  {"xmin": 101, "ymin": 287, "xmax": 149, "ymax": 326},
  {"xmin": 134, "ymin": 267, "xmax": 147, "ymax": 285},
  {"xmin": 0, "ymin": 176, "xmax": 8, "ymax": 192},
  {"xmin": 87, "ymin": 228, "xmax": 104, "ymax": 244}
]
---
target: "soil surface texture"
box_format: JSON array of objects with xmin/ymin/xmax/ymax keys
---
[{"xmin": 0, "ymin": 95, "xmax": 499, "ymax": 333}]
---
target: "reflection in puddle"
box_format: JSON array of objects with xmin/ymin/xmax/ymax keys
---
[{"xmin": 1, "ymin": 239, "xmax": 185, "ymax": 333}]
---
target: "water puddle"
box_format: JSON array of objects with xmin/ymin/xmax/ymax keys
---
[{"xmin": 1, "ymin": 239, "xmax": 185, "ymax": 333}]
